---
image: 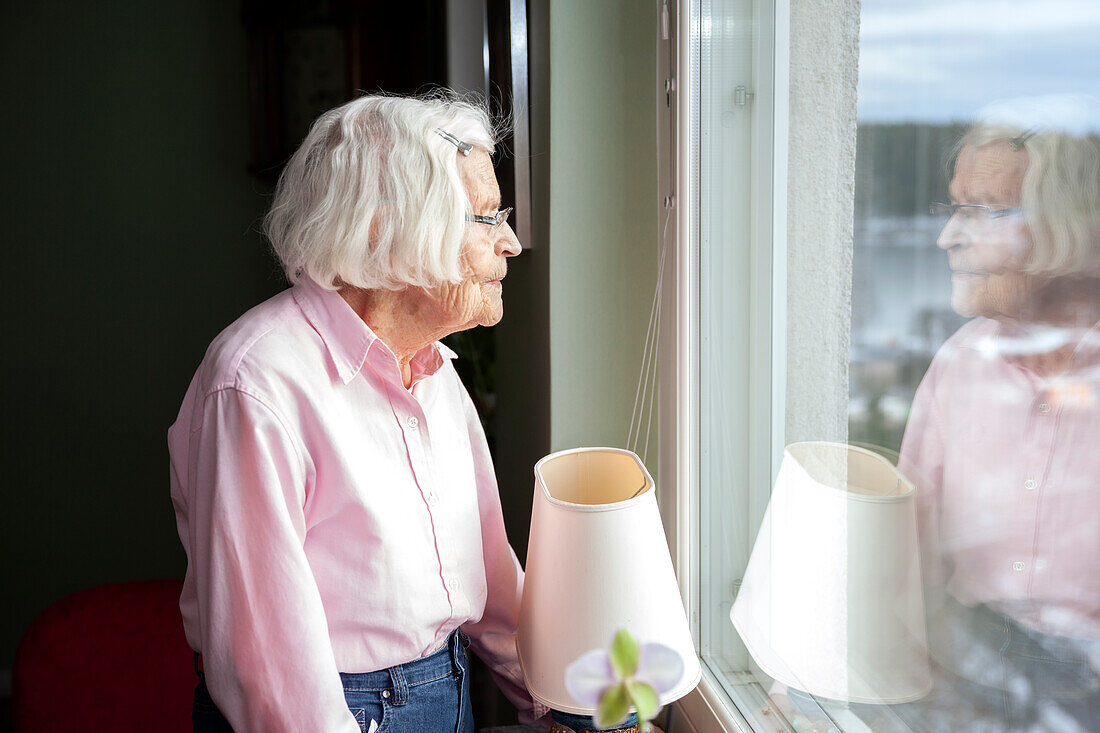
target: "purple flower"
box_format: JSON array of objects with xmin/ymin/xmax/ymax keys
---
[{"xmin": 564, "ymin": 630, "xmax": 685, "ymax": 729}]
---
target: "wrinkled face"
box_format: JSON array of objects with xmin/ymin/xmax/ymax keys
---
[
  {"xmin": 429, "ymin": 148, "xmax": 522, "ymax": 329},
  {"xmin": 937, "ymin": 142, "xmax": 1033, "ymax": 319}
]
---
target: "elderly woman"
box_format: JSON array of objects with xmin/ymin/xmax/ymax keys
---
[
  {"xmin": 168, "ymin": 94, "xmax": 541, "ymax": 732},
  {"xmin": 898, "ymin": 97, "xmax": 1100, "ymax": 730}
]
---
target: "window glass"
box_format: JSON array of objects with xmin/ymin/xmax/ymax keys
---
[
  {"xmin": 695, "ymin": 0, "xmax": 786, "ymax": 723},
  {"xmin": 837, "ymin": 3, "xmax": 1100, "ymax": 729},
  {"xmin": 698, "ymin": 0, "xmax": 756, "ymax": 674},
  {"xmin": 696, "ymin": 0, "xmax": 1100, "ymax": 730}
]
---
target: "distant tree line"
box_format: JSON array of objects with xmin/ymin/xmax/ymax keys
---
[{"xmin": 855, "ymin": 123, "xmax": 968, "ymax": 219}]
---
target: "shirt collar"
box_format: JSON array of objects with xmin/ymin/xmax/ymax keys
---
[{"xmin": 292, "ymin": 276, "xmax": 458, "ymax": 385}]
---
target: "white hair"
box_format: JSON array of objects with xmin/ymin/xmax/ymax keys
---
[
  {"xmin": 961, "ymin": 95, "xmax": 1100, "ymax": 278},
  {"xmin": 264, "ymin": 92, "xmax": 497, "ymax": 290}
]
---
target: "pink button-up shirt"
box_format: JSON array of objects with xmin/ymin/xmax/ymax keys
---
[
  {"xmin": 168, "ymin": 276, "xmax": 544, "ymax": 732},
  {"xmin": 900, "ymin": 316, "xmax": 1100, "ymax": 639}
]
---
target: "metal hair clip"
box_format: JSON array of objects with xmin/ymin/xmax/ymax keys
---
[
  {"xmin": 435, "ymin": 129, "xmax": 472, "ymax": 156},
  {"xmin": 1010, "ymin": 127, "xmax": 1039, "ymax": 150}
]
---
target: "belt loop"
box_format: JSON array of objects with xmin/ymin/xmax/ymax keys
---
[
  {"xmin": 389, "ymin": 662, "xmax": 409, "ymax": 706},
  {"xmin": 450, "ymin": 629, "xmax": 467, "ymax": 674}
]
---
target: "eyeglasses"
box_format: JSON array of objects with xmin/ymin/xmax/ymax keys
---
[
  {"xmin": 466, "ymin": 207, "xmax": 513, "ymax": 231},
  {"xmin": 929, "ymin": 202, "xmax": 1025, "ymax": 222}
]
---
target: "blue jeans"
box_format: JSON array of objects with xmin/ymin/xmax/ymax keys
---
[{"xmin": 192, "ymin": 630, "xmax": 475, "ymax": 733}]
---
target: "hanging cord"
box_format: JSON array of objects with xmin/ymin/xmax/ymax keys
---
[
  {"xmin": 627, "ymin": 203, "xmax": 672, "ymax": 466},
  {"xmin": 626, "ymin": 242, "xmax": 661, "ymax": 454},
  {"xmin": 640, "ymin": 224, "xmax": 669, "ymax": 465}
]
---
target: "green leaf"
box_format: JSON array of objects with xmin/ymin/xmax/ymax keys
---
[
  {"xmin": 627, "ymin": 680, "xmax": 659, "ymax": 723},
  {"xmin": 596, "ymin": 683, "xmax": 632, "ymax": 729},
  {"xmin": 609, "ymin": 629, "xmax": 640, "ymax": 678}
]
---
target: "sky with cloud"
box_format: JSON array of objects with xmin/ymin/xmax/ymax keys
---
[{"xmin": 858, "ymin": 0, "xmax": 1100, "ymax": 125}]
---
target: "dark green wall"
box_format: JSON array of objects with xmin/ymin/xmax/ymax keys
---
[
  {"xmin": 490, "ymin": 0, "xmax": 549, "ymax": 567},
  {"xmin": 0, "ymin": 1, "xmax": 283, "ymax": 673}
]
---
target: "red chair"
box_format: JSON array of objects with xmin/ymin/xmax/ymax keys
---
[{"xmin": 13, "ymin": 579, "xmax": 195, "ymax": 732}]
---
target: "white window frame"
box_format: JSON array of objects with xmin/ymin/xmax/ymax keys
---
[{"xmin": 658, "ymin": 0, "xmax": 790, "ymax": 729}]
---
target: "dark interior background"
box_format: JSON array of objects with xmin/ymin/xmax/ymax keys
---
[{"xmin": 0, "ymin": 0, "xmax": 551, "ymax": 728}]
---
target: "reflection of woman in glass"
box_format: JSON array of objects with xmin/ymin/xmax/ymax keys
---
[{"xmin": 899, "ymin": 97, "xmax": 1100, "ymax": 730}]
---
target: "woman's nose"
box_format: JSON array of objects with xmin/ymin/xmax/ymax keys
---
[
  {"xmin": 936, "ymin": 215, "xmax": 967, "ymax": 251},
  {"xmin": 496, "ymin": 223, "xmax": 522, "ymax": 257}
]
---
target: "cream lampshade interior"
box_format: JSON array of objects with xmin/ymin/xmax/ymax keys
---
[{"xmin": 517, "ymin": 447, "xmax": 702, "ymax": 715}]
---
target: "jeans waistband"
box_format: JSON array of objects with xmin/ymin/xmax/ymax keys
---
[
  {"xmin": 969, "ymin": 602, "xmax": 1094, "ymax": 666},
  {"xmin": 337, "ymin": 630, "xmax": 469, "ymax": 705},
  {"xmin": 194, "ymin": 630, "xmax": 470, "ymax": 702}
]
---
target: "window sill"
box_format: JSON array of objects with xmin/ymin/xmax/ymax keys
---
[{"xmin": 673, "ymin": 665, "xmax": 794, "ymax": 733}]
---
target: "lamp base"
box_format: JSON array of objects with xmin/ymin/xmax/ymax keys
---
[
  {"xmin": 550, "ymin": 710, "xmax": 641, "ymax": 733},
  {"xmin": 549, "ymin": 725, "xmax": 640, "ymax": 733}
]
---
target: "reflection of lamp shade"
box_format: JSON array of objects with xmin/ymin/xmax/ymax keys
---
[
  {"xmin": 731, "ymin": 442, "xmax": 932, "ymax": 704},
  {"xmin": 517, "ymin": 447, "xmax": 702, "ymax": 714}
]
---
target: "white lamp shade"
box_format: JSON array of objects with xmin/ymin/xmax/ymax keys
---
[
  {"xmin": 517, "ymin": 447, "xmax": 702, "ymax": 714},
  {"xmin": 731, "ymin": 442, "xmax": 932, "ymax": 704}
]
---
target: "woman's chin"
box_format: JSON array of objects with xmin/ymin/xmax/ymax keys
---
[
  {"xmin": 950, "ymin": 294, "xmax": 980, "ymax": 319},
  {"xmin": 475, "ymin": 293, "xmax": 504, "ymax": 327},
  {"xmin": 479, "ymin": 309, "xmax": 503, "ymax": 328},
  {"xmin": 950, "ymin": 280, "xmax": 990, "ymax": 319}
]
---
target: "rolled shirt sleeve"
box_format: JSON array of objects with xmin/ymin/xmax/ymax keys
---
[{"xmin": 189, "ymin": 387, "xmax": 359, "ymax": 733}]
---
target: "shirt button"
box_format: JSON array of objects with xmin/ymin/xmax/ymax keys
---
[
  {"xmin": 1013, "ymin": 561, "xmax": 1026, "ymax": 572},
  {"xmin": 1038, "ymin": 402, "xmax": 1051, "ymax": 413},
  {"xmin": 381, "ymin": 690, "xmax": 391, "ymax": 699},
  {"xmin": 1024, "ymin": 479, "xmax": 1038, "ymax": 490},
  {"xmin": 407, "ymin": 416, "xmax": 419, "ymax": 429}
]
